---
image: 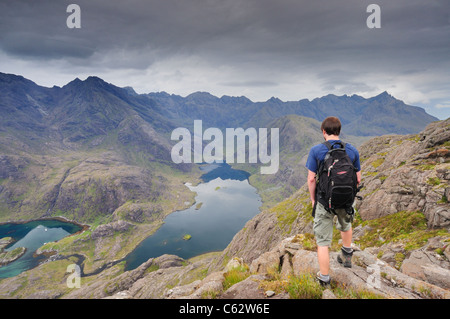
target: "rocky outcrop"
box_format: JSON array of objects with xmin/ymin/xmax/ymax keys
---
[
  {"xmin": 0, "ymin": 246, "xmax": 26, "ymax": 266},
  {"xmin": 0, "ymin": 237, "xmax": 27, "ymax": 266},
  {"xmin": 64, "ymin": 254, "xmax": 190, "ymax": 299},
  {"xmin": 0, "ymin": 237, "xmax": 14, "ymax": 250},
  {"xmin": 90, "ymin": 220, "xmax": 134, "ymax": 239},
  {"xmin": 356, "ymin": 118, "xmax": 450, "ymax": 228},
  {"xmin": 400, "ymin": 250, "xmax": 450, "ymax": 290},
  {"xmin": 159, "ymin": 236, "xmax": 450, "ymax": 299}
]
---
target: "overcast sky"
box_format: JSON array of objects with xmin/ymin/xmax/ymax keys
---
[{"xmin": 0, "ymin": 0, "xmax": 449, "ymax": 119}]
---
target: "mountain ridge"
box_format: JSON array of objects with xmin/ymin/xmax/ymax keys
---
[{"xmin": 1, "ymin": 72, "xmax": 439, "ymax": 134}]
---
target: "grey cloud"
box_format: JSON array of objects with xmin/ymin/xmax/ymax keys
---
[
  {"xmin": 1, "ymin": 32, "xmax": 95, "ymax": 59},
  {"xmin": 220, "ymin": 80, "xmax": 278, "ymax": 88},
  {"xmin": 0, "ymin": 0, "xmax": 449, "ymax": 119},
  {"xmin": 1, "ymin": 0, "xmax": 449, "ymax": 68}
]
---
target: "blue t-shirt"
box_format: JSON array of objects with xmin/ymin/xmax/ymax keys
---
[{"xmin": 305, "ymin": 140, "xmax": 361, "ymax": 173}]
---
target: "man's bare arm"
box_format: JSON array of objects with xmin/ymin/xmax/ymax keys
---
[{"xmin": 307, "ymin": 170, "xmax": 317, "ymax": 205}]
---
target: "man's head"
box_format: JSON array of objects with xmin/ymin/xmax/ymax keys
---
[{"xmin": 321, "ymin": 116, "xmax": 341, "ymax": 138}]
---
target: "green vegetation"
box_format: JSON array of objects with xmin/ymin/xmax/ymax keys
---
[
  {"xmin": 438, "ymin": 195, "xmax": 448, "ymax": 204},
  {"xmin": 291, "ymin": 233, "xmax": 316, "ymax": 251},
  {"xmin": 222, "ymin": 265, "xmax": 250, "ymax": 291},
  {"xmin": 331, "ymin": 282, "xmax": 384, "ymax": 299},
  {"xmin": 144, "ymin": 264, "xmax": 160, "ymax": 274},
  {"xmin": 270, "ymin": 193, "xmax": 314, "ymax": 233},
  {"xmin": 259, "ymin": 268, "xmax": 384, "ymax": 299},
  {"xmin": 353, "ymin": 211, "xmax": 450, "ymax": 251},
  {"xmin": 364, "ymin": 171, "xmax": 378, "ymax": 177},
  {"xmin": 417, "ymin": 163, "xmax": 436, "ymax": 171},
  {"xmin": 426, "ymin": 177, "xmax": 441, "ymax": 186},
  {"xmin": 371, "ymin": 158, "xmax": 385, "ymax": 169},
  {"xmin": 406, "ymin": 135, "xmax": 421, "ymax": 143},
  {"xmin": 286, "ymin": 273, "xmax": 323, "ymax": 299},
  {"xmin": 200, "ymin": 290, "xmax": 219, "ymax": 299}
]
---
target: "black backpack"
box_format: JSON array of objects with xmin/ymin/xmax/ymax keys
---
[{"xmin": 315, "ymin": 141, "xmax": 359, "ymax": 216}]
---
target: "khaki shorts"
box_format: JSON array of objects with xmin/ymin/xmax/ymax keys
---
[{"xmin": 313, "ymin": 202, "xmax": 353, "ymax": 247}]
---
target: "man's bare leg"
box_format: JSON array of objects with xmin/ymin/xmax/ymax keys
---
[
  {"xmin": 317, "ymin": 245, "xmax": 329, "ymax": 275},
  {"xmin": 340, "ymin": 228, "xmax": 352, "ymax": 248}
]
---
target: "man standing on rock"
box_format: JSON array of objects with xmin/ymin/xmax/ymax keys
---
[{"xmin": 305, "ymin": 116, "xmax": 361, "ymax": 286}]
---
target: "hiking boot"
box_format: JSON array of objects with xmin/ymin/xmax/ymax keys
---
[
  {"xmin": 337, "ymin": 248, "xmax": 353, "ymax": 268},
  {"xmin": 316, "ymin": 271, "xmax": 331, "ymax": 287}
]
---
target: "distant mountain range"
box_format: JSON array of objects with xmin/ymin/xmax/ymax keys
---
[
  {"xmin": 147, "ymin": 88, "xmax": 437, "ymax": 136},
  {"xmin": 0, "ymin": 72, "xmax": 437, "ymax": 152}
]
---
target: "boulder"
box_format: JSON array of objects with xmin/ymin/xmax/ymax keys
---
[
  {"xmin": 250, "ymin": 250, "xmax": 281, "ymax": 274},
  {"xmin": 153, "ymin": 254, "xmax": 186, "ymax": 269},
  {"xmin": 219, "ymin": 275, "xmax": 267, "ymax": 299},
  {"xmin": 401, "ymin": 250, "xmax": 450, "ymax": 290},
  {"xmin": 90, "ymin": 220, "xmax": 134, "ymax": 239},
  {"xmin": 224, "ymin": 257, "xmax": 245, "ymax": 272}
]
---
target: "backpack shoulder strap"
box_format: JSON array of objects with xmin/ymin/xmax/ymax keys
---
[
  {"xmin": 333, "ymin": 141, "xmax": 346, "ymax": 149},
  {"xmin": 316, "ymin": 142, "xmax": 331, "ymax": 174},
  {"xmin": 322, "ymin": 141, "xmax": 332, "ymax": 150}
]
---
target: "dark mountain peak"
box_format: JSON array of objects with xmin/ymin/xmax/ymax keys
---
[
  {"xmin": 0, "ymin": 72, "xmax": 20, "ymax": 81},
  {"xmin": 64, "ymin": 76, "xmax": 108, "ymax": 87},
  {"xmin": 349, "ymin": 94, "xmax": 366, "ymax": 102},
  {"xmin": 62, "ymin": 76, "xmax": 117, "ymax": 95},
  {"xmin": 85, "ymin": 76, "xmax": 105, "ymax": 83},
  {"xmin": 149, "ymin": 91, "xmax": 183, "ymax": 98},
  {"xmin": 123, "ymin": 86, "xmax": 138, "ymax": 96},
  {"xmin": 219, "ymin": 95, "xmax": 253, "ymax": 105},
  {"xmin": 371, "ymin": 91, "xmax": 397, "ymax": 103},
  {"xmin": 267, "ymin": 96, "xmax": 282, "ymax": 104},
  {"xmin": 0, "ymin": 72, "xmax": 37, "ymax": 87},
  {"xmin": 297, "ymin": 98, "xmax": 310, "ymax": 104},
  {"xmin": 63, "ymin": 77, "xmax": 82, "ymax": 88},
  {"xmin": 187, "ymin": 91, "xmax": 216, "ymax": 98},
  {"xmin": 186, "ymin": 91, "xmax": 220, "ymax": 104}
]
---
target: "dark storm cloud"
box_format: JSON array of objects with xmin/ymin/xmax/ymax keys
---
[
  {"xmin": 1, "ymin": 0, "xmax": 449, "ymax": 68},
  {"xmin": 0, "ymin": 1, "xmax": 442, "ymax": 57}
]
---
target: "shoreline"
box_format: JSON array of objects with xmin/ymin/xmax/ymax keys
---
[{"xmin": 0, "ymin": 216, "xmax": 90, "ymax": 235}]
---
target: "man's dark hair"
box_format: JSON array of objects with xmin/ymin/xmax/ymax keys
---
[{"xmin": 321, "ymin": 116, "xmax": 341, "ymax": 136}]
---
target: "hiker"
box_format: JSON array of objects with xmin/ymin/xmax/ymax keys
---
[{"xmin": 305, "ymin": 116, "xmax": 361, "ymax": 286}]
